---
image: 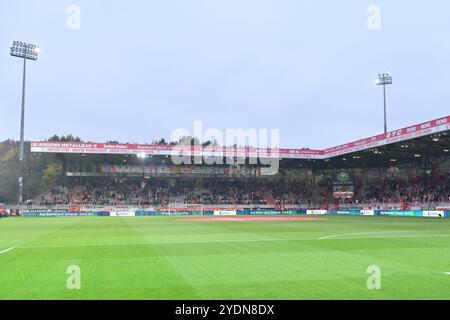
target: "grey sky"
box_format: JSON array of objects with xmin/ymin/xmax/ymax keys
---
[{"xmin": 1, "ymin": 0, "xmax": 449, "ymax": 149}]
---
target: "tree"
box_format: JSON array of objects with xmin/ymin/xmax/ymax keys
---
[
  {"xmin": 41, "ymin": 163, "xmax": 63, "ymax": 189},
  {"xmin": 151, "ymin": 138, "xmax": 168, "ymax": 146},
  {"xmin": 202, "ymin": 139, "xmax": 220, "ymax": 147},
  {"xmin": 0, "ymin": 140, "xmax": 62, "ymax": 204},
  {"xmin": 175, "ymin": 136, "xmax": 201, "ymax": 146},
  {"xmin": 48, "ymin": 135, "xmax": 60, "ymax": 142},
  {"xmin": 47, "ymin": 135, "xmax": 82, "ymax": 142},
  {"xmin": 0, "ymin": 148, "xmax": 19, "ymax": 203}
]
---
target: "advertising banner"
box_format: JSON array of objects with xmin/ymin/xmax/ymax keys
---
[
  {"xmin": 282, "ymin": 210, "xmax": 305, "ymax": 215},
  {"xmin": 23, "ymin": 212, "xmax": 79, "ymax": 217},
  {"xmin": 361, "ymin": 210, "xmax": 375, "ymax": 216},
  {"xmin": 376, "ymin": 210, "xmax": 423, "ymax": 217},
  {"xmin": 214, "ymin": 210, "xmax": 237, "ymax": 216},
  {"xmin": 323, "ymin": 116, "xmax": 450, "ymax": 158},
  {"xmin": 79, "ymin": 212, "xmax": 101, "ymax": 216},
  {"xmin": 27, "ymin": 208, "xmax": 69, "ymax": 213},
  {"xmin": 31, "ymin": 116, "xmax": 449, "ymax": 160},
  {"xmin": 135, "ymin": 211, "xmax": 162, "ymax": 216},
  {"xmin": 161, "ymin": 212, "xmax": 192, "ymax": 216},
  {"xmin": 99, "ymin": 165, "xmax": 261, "ymax": 177},
  {"xmin": 110, "ymin": 211, "xmax": 136, "ymax": 217},
  {"xmin": 306, "ymin": 210, "xmax": 327, "ymax": 215},
  {"xmin": 239, "ymin": 210, "xmax": 282, "ymax": 215},
  {"xmin": 334, "ymin": 210, "xmax": 361, "ymax": 215},
  {"xmin": 422, "ymin": 211, "xmax": 445, "ymax": 218}
]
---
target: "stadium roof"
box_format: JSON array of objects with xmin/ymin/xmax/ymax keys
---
[{"xmin": 30, "ymin": 116, "xmax": 450, "ymax": 163}]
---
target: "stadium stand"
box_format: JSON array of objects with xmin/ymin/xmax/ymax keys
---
[
  {"xmin": 37, "ymin": 172, "xmax": 449, "ymax": 210},
  {"xmin": 4, "ymin": 115, "xmax": 447, "ymax": 212}
]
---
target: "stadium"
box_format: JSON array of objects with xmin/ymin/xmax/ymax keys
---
[
  {"xmin": 0, "ymin": 116, "xmax": 449, "ymax": 300},
  {"xmin": 2, "ymin": 1, "xmax": 450, "ymax": 307}
]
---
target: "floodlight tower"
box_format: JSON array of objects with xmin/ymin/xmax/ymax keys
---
[
  {"xmin": 10, "ymin": 41, "xmax": 40, "ymax": 205},
  {"xmin": 376, "ymin": 73, "xmax": 393, "ymax": 134}
]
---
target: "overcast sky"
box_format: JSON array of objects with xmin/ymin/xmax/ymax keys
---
[{"xmin": 1, "ymin": 0, "xmax": 449, "ymax": 149}]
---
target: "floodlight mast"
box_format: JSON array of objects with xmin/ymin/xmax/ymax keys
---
[
  {"xmin": 10, "ymin": 41, "xmax": 39, "ymax": 205},
  {"xmin": 376, "ymin": 73, "xmax": 393, "ymax": 134}
]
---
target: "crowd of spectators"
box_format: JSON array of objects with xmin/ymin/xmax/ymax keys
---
[
  {"xmin": 355, "ymin": 174, "xmax": 450, "ymax": 204},
  {"xmin": 38, "ymin": 173, "xmax": 450, "ymax": 207},
  {"xmin": 39, "ymin": 179, "xmax": 317, "ymax": 206}
]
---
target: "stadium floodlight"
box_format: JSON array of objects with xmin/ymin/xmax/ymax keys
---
[
  {"xmin": 10, "ymin": 41, "xmax": 40, "ymax": 60},
  {"xmin": 376, "ymin": 73, "xmax": 393, "ymax": 134},
  {"xmin": 10, "ymin": 41, "xmax": 39, "ymax": 205}
]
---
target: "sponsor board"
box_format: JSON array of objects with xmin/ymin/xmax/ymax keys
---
[
  {"xmin": 30, "ymin": 116, "xmax": 450, "ymax": 160},
  {"xmin": 28, "ymin": 208, "xmax": 69, "ymax": 213},
  {"xmin": 244, "ymin": 209, "xmax": 305, "ymax": 215},
  {"xmin": 110, "ymin": 211, "xmax": 135, "ymax": 217},
  {"xmin": 306, "ymin": 210, "xmax": 327, "ymax": 215},
  {"xmin": 135, "ymin": 211, "xmax": 161, "ymax": 216},
  {"xmin": 17, "ymin": 209, "xmax": 450, "ymax": 218},
  {"xmin": 376, "ymin": 210, "xmax": 423, "ymax": 217},
  {"xmin": 239, "ymin": 210, "xmax": 282, "ymax": 215},
  {"xmin": 214, "ymin": 210, "xmax": 237, "ymax": 216},
  {"xmin": 423, "ymin": 211, "xmax": 445, "ymax": 218},
  {"xmin": 162, "ymin": 212, "xmax": 191, "ymax": 216},
  {"xmin": 79, "ymin": 212, "xmax": 101, "ymax": 217},
  {"xmin": 136, "ymin": 211, "xmax": 204, "ymax": 216},
  {"xmin": 281, "ymin": 210, "xmax": 305, "ymax": 215},
  {"xmin": 23, "ymin": 212, "xmax": 79, "ymax": 217},
  {"xmin": 361, "ymin": 210, "xmax": 375, "ymax": 216},
  {"xmin": 333, "ymin": 210, "xmax": 361, "ymax": 215}
]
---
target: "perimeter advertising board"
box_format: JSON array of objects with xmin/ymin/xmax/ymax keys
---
[
  {"xmin": 376, "ymin": 210, "xmax": 423, "ymax": 217},
  {"xmin": 214, "ymin": 210, "xmax": 237, "ymax": 216},
  {"xmin": 306, "ymin": 210, "xmax": 328, "ymax": 215},
  {"xmin": 110, "ymin": 211, "xmax": 136, "ymax": 217},
  {"xmin": 422, "ymin": 211, "xmax": 445, "ymax": 218}
]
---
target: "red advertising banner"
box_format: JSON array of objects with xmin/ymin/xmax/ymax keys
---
[
  {"xmin": 323, "ymin": 116, "xmax": 450, "ymax": 157},
  {"xmin": 30, "ymin": 116, "xmax": 450, "ymax": 160}
]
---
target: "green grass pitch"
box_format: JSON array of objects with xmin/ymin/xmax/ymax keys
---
[{"xmin": 0, "ymin": 215, "xmax": 449, "ymax": 300}]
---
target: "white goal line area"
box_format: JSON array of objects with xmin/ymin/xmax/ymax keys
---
[{"xmin": 3, "ymin": 232, "xmax": 450, "ymax": 251}]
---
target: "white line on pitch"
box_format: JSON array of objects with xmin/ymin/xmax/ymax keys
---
[
  {"xmin": 0, "ymin": 247, "xmax": 15, "ymax": 255},
  {"xmin": 324, "ymin": 234, "xmax": 450, "ymax": 240},
  {"xmin": 317, "ymin": 231, "xmax": 447, "ymax": 240},
  {"xmin": 11, "ymin": 233, "xmax": 450, "ymax": 250},
  {"xmin": 16, "ymin": 238, "xmax": 313, "ymax": 249}
]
